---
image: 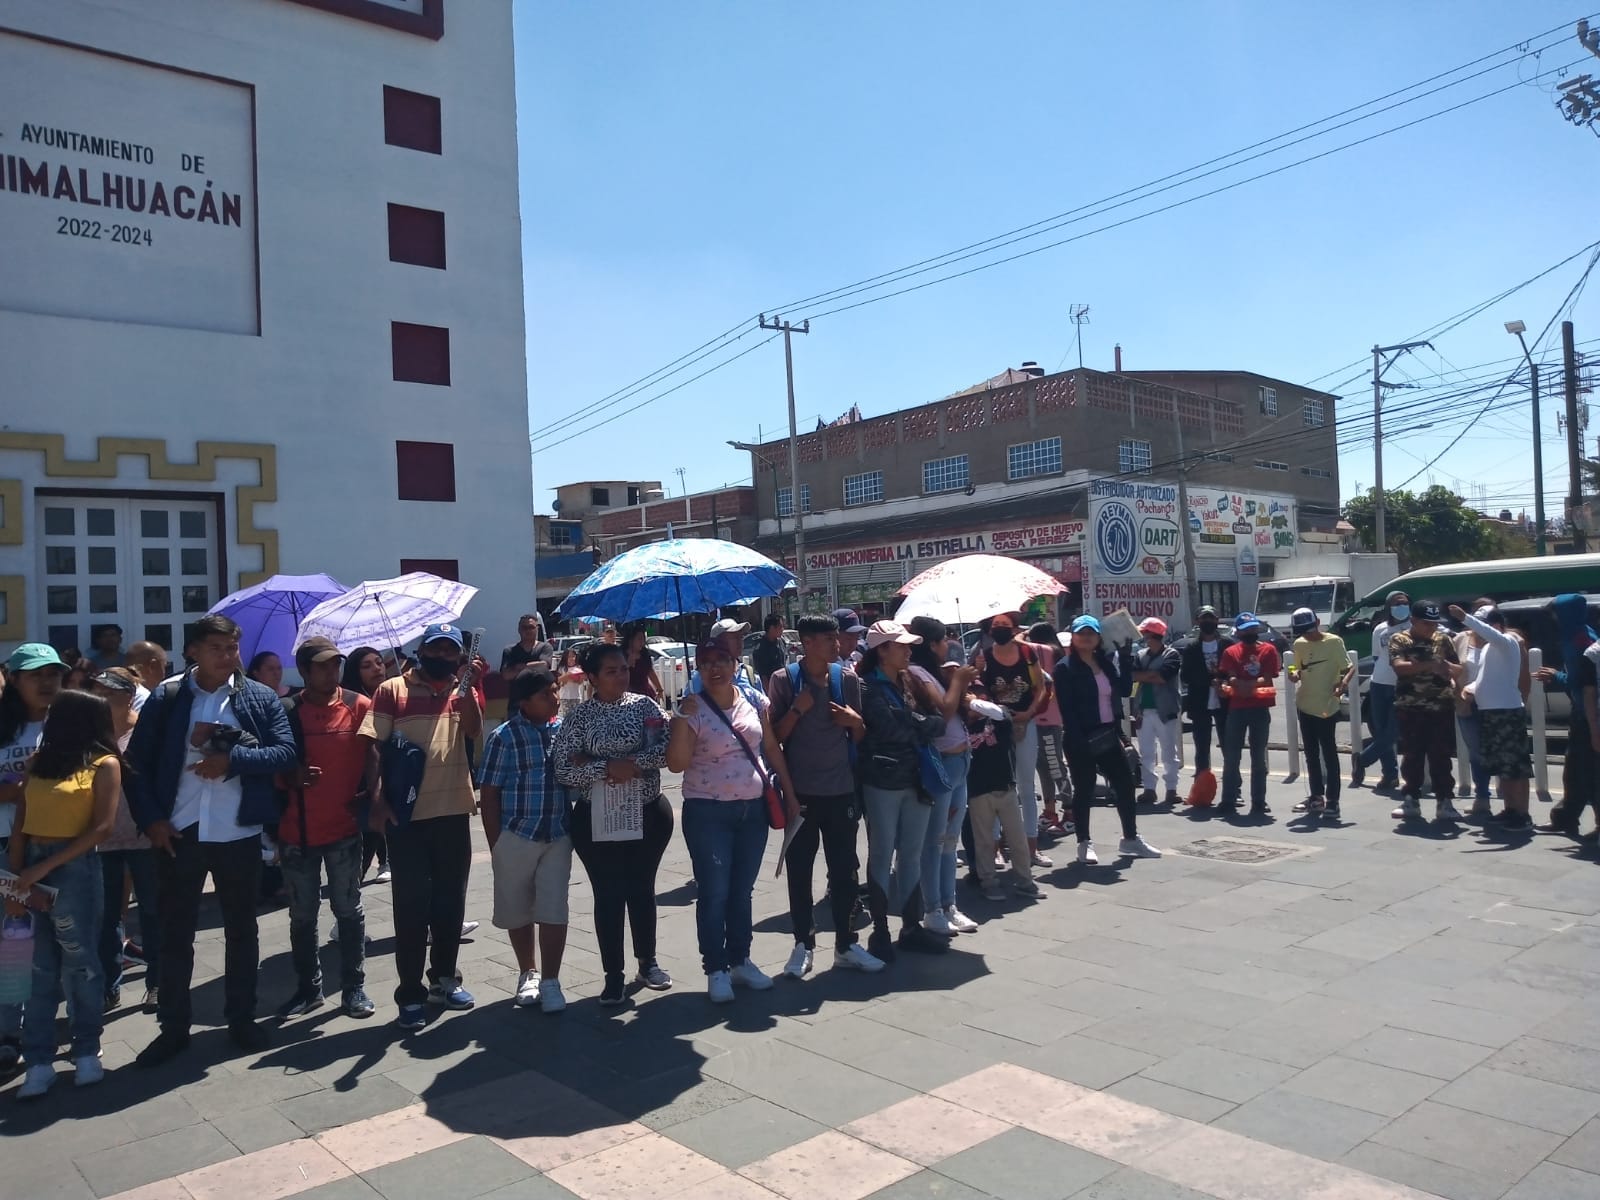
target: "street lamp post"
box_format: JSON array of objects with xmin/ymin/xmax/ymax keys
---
[{"xmin": 1505, "ymin": 320, "xmax": 1547, "ymax": 555}]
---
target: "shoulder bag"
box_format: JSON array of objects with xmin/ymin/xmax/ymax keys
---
[{"xmin": 698, "ymin": 693, "xmax": 786, "ymax": 829}]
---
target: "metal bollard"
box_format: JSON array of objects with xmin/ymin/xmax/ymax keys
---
[
  {"xmin": 1346, "ymin": 650, "xmax": 1366, "ymax": 768},
  {"xmin": 1528, "ymin": 647, "xmax": 1551, "ymax": 804},
  {"xmin": 1282, "ymin": 651, "xmax": 1300, "ymax": 782}
]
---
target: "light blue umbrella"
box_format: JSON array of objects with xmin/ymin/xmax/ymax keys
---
[
  {"xmin": 210, "ymin": 573, "xmax": 346, "ymax": 670},
  {"xmin": 556, "ymin": 539, "xmax": 794, "ymax": 624}
]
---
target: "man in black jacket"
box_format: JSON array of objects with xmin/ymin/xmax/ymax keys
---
[
  {"xmin": 750, "ymin": 615, "xmax": 788, "ymax": 694},
  {"xmin": 1178, "ymin": 607, "xmax": 1234, "ymax": 783}
]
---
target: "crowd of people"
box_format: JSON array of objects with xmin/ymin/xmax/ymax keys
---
[{"xmin": 0, "ymin": 590, "xmax": 1595, "ymax": 1103}]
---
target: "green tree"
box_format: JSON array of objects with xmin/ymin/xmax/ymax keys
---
[{"xmin": 1343, "ymin": 485, "xmax": 1494, "ymax": 573}]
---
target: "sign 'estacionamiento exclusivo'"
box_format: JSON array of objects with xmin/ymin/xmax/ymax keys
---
[{"xmin": 0, "ymin": 31, "xmax": 259, "ymax": 335}]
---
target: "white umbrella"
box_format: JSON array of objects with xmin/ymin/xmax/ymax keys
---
[
  {"xmin": 895, "ymin": 554, "xmax": 1065, "ymax": 624},
  {"xmin": 295, "ymin": 572, "xmax": 478, "ymax": 652}
]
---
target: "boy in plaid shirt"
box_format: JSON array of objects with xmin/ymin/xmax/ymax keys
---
[{"xmin": 477, "ymin": 668, "xmax": 573, "ymax": 1013}]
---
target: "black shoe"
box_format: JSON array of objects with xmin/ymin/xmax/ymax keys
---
[
  {"xmin": 1218, "ymin": 799, "xmax": 1240, "ymax": 812},
  {"xmin": 1493, "ymin": 812, "xmax": 1532, "ymax": 831},
  {"xmin": 1249, "ymin": 802, "xmax": 1271, "ymax": 817},
  {"xmin": 0, "ymin": 1036, "xmax": 20, "ymax": 1073},
  {"xmin": 228, "ymin": 1020, "xmax": 269, "ymax": 1052},
  {"xmin": 1138, "ymin": 788, "xmax": 1157, "ymax": 805},
  {"xmin": 276, "ymin": 989, "xmax": 324, "ymax": 1020},
  {"xmin": 1349, "ymin": 767, "xmax": 1365, "ymax": 788},
  {"xmin": 1537, "ymin": 819, "xmax": 1582, "ymax": 836},
  {"xmin": 598, "ymin": 975, "xmax": 627, "ymax": 1007},
  {"xmin": 1324, "ymin": 805, "xmax": 1342, "ymax": 821},
  {"xmin": 104, "ymin": 986, "xmax": 121, "ymax": 1013},
  {"xmin": 897, "ymin": 926, "xmax": 949, "ymax": 955},
  {"xmin": 342, "ymin": 989, "xmax": 376, "ymax": 1019},
  {"xmin": 866, "ymin": 929, "xmax": 897, "ymax": 964},
  {"xmin": 136, "ymin": 1030, "xmax": 190, "ymax": 1068},
  {"xmin": 1376, "ymin": 775, "xmax": 1400, "ymax": 791}
]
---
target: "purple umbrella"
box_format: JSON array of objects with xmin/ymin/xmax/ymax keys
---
[{"xmin": 209, "ymin": 573, "xmax": 347, "ymax": 670}]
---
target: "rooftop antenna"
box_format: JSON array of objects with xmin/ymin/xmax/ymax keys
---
[{"xmin": 1069, "ymin": 304, "xmax": 1091, "ymax": 370}]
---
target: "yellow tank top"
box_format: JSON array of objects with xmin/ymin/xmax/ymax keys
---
[{"xmin": 22, "ymin": 756, "xmax": 113, "ymax": 840}]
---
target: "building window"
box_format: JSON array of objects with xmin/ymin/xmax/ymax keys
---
[
  {"xmin": 387, "ymin": 204, "xmax": 447, "ymax": 269},
  {"xmin": 383, "ymin": 85, "xmax": 442, "ymax": 153},
  {"xmin": 391, "ymin": 321, "xmax": 451, "ymax": 385},
  {"xmin": 1303, "ymin": 398, "xmax": 1325, "ymax": 428},
  {"xmin": 1259, "ymin": 386, "xmax": 1278, "ymax": 416},
  {"xmin": 395, "ymin": 440, "xmax": 456, "ymax": 501},
  {"xmin": 1254, "ymin": 459, "xmax": 1289, "ymax": 472},
  {"xmin": 1118, "ymin": 439, "xmax": 1153, "ymax": 475},
  {"xmin": 400, "ymin": 558, "xmax": 459, "ymax": 581},
  {"xmin": 843, "ymin": 470, "xmax": 884, "ymax": 507},
  {"xmin": 627, "ymin": 485, "xmax": 642, "ymax": 506},
  {"xmin": 548, "ymin": 523, "xmax": 578, "ymax": 547},
  {"xmin": 776, "ymin": 484, "xmax": 811, "ymax": 517},
  {"xmin": 1301, "ymin": 466, "xmax": 1333, "ymax": 479},
  {"xmin": 1008, "ymin": 436, "xmax": 1063, "ymax": 480},
  {"xmin": 591, "ymin": 486, "xmax": 611, "ymax": 507},
  {"xmin": 922, "ymin": 454, "xmax": 970, "ymax": 494}
]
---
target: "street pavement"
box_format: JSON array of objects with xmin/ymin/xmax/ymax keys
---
[{"xmin": 1, "ymin": 767, "xmax": 1596, "ymax": 1200}]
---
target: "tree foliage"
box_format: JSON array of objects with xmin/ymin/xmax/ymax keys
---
[{"xmin": 1343, "ymin": 486, "xmax": 1498, "ymax": 574}]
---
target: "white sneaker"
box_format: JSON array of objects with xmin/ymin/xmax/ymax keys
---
[
  {"xmin": 460, "ymin": 920, "xmax": 480, "ymax": 938},
  {"xmin": 1119, "ymin": 836, "xmax": 1163, "ymax": 859},
  {"xmin": 833, "ymin": 944, "xmax": 885, "ymax": 973},
  {"xmin": 1435, "ymin": 801, "xmax": 1463, "ymax": 822},
  {"xmin": 707, "ymin": 970, "xmax": 735, "ymax": 1003},
  {"xmin": 16, "ymin": 1064, "xmax": 56, "ymax": 1100},
  {"xmin": 730, "ymin": 958, "xmax": 774, "ymax": 990},
  {"xmin": 1031, "ymin": 850, "xmax": 1054, "ymax": 869},
  {"xmin": 782, "ymin": 944, "xmax": 813, "ymax": 979},
  {"xmin": 1077, "ymin": 842, "xmax": 1099, "ymax": 865},
  {"xmin": 923, "ymin": 908, "xmax": 957, "ymax": 937},
  {"xmin": 945, "ymin": 906, "xmax": 979, "ymax": 934},
  {"xmin": 1393, "ymin": 798, "xmax": 1422, "ymax": 820},
  {"xmin": 514, "ymin": 969, "xmax": 540, "ymax": 1008},
  {"xmin": 73, "ymin": 1055, "xmax": 104, "ymax": 1087},
  {"xmin": 538, "ymin": 978, "xmax": 566, "ymax": 1014}
]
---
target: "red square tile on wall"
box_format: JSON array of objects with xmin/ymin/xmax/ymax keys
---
[
  {"xmin": 395, "ymin": 440, "xmax": 456, "ymax": 501},
  {"xmin": 392, "ymin": 322, "xmax": 451, "ymax": 385},
  {"xmin": 400, "ymin": 558, "xmax": 459, "ymax": 581}
]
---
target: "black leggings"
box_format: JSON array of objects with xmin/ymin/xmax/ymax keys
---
[
  {"xmin": 571, "ymin": 794, "xmax": 674, "ymax": 983},
  {"xmin": 1066, "ymin": 739, "xmax": 1138, "ymax": 843},
  {"xmin": 362, "ymin": 830, "xmax": 388, "ymax": 874},
  {"xmin": 1298, "ymin": 712, "xmax": 1341, "ymax": 804},
  {"xmin": 785, "ymin": 793, "xmax": 861, "ymax": 952}
]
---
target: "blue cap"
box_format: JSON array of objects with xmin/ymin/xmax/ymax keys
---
[
  {"xmin": 420, "ymin": 623, "xmax": 464, "ymax": 648},
  {"xmin": 1069, "ymin": 615, "xmax": 1101, "ymax": 634},
  {"xmin": 1233, "ymin": 612, "xmax": 1262, "ymax": 631}
]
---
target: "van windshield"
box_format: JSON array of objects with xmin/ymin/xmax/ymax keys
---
[{"xmin": 1255, "ymin": 583, "xmax": 1337, "ymax": 617}]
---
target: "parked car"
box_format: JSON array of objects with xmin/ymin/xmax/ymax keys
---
[
  {"xmin": 552, "ymin": 635, "xmax": 594, "ymax": 659},
  {"xmin": 650, "ymin": 644, "xmax": 693, "ymax": 704}
]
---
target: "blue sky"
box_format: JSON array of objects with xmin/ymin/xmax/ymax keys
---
[{"xmin": 516, "ymin": 2, "xmax": 1600, "ymax": 522}]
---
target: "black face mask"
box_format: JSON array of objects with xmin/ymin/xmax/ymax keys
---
[
  {"xmin": 418, "ymin": 655, "xmax": 456, "ymax": 680},
  {"xmin": 990, "ymin": 627, "xmax": 1016, "ymax": 645},
  {"xmin": 1198, "ymin": 621, "xmax": 1218, "ymax": 635},
  {"xmin": 1238, "ymin": 630, "xmax": 1259, "ymax": 644}
]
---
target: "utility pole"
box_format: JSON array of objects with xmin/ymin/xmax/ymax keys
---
[
  {"xmin": 1171, "ymin": 398, "xmax": 1200, "ymax": 624},
  {"xmin": 1505, "ymin": 320, "xmax": 1546, "ymax": 555},
  {"xmin": 1563, "ymin": 321, "xmax": 1588, "ymax": 552},
  {"xmin": 1371, "ymin": 339, "xmax": 1433, "ymax": 553},
  {"xmin": 759, "ymin": 314, "xmax": 811, "ymax": 597}
]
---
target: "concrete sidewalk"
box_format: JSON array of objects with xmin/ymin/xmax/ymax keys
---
[{"xmin": 1, "ymin": 771, "xmax": 1596, "ymax": 1200}]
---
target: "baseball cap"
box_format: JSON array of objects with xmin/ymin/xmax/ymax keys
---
[
  {"xmin": 5, "ymin": 643, "xmax": 67, "ymax": 673},
  {"xmin": 1411, "ymin": 600, "xmax": 1443, "ymax": 622},
  {"xmin": 1197, "ymin": 605, "xmax": 1219, "ymax": 619},
  {"xmin": 295, "ymin": 636, "xmax": 345, "ymax": 668},
  {"xmin": 709, "ymin": 618, "xmax": 750, "ymax": 638},
  {"xmin": 1386, "ymin": 590, "xmax": 1409, "ymax": 604},
  {"xmin": 864, "ymin": 620, "xmax": 921, "ymax": 648},
  {"xmin": 1233, "ymin": 612, "xmax": 1263, "ymax": 631},
  {"xmin": 695, "ymin": 638, "xmax": 738, "ymax": 662},
  {"xmin": 420, "ymin": 623, "xmax": 465, "ymax": 648},
  {"xmin": 1069, "ymin": 615, "xmax": 1102, "ymax": 635},
  {"xmin": 832, "ymin": 607, "xmax": 867, "ymax": 634},
  {"xmin": 1290, "ymin": 608, "xmax": 1318, "ymax": 633},
  {"xmin": 1138, "ymin": 617, "xmax": 1168, "ymax": 637}
]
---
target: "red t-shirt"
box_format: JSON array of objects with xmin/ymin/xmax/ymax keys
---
[
  {"xmin": 281, "ymin": 692, "xmax": 373, "ymax": 847},
  {"xmin": 1218, "ymin": 641, "xmax": 1280, "ymax": 709}
]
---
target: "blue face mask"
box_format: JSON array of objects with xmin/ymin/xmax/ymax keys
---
[{"xmin": 1390, "ymin": 604, "xmax": 1410, "ymax": 622}]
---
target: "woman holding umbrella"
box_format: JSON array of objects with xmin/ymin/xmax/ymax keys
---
[{"xmin": 553, "ymin": 641, "xmax": 675, "ymax": 1006}]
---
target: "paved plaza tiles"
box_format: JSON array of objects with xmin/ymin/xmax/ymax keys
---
[{"xmin": 1, "ymin": 773, "xmax": 1596, "ymax": 1200}]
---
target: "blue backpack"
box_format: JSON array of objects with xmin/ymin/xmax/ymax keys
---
[
  {"xmin": 786, "ymin": 662, "xmax": 856, "ymax": 765},
  {"xmin": 379, "ymin": 729, "xmax": 426, "ymax": 828}
]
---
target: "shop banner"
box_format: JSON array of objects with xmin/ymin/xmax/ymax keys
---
[
  {"xmin": 1187, "ymin": 487, "xmax": 1296, "ymax": 556},
  {"xmin": 1087, "ymin": 480, "xmax": 1188, "ymax": 626},
  {"xmin": 798, "ymin": 518, "xmax": 1085, "ymax": 574}
]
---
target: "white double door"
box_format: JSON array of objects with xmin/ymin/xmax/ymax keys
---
[{"xmin": 38, "ymin": 493, "xmax": 220, "ymax": 654}]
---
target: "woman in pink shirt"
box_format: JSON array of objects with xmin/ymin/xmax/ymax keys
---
[{"xmin": 667, "ymin": 639, "xmax": 797, "ymax": 1005}]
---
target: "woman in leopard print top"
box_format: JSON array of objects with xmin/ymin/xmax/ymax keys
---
[{"xmin": 552, "ymin": 642, "xmax": 674, "ymax": 1005}]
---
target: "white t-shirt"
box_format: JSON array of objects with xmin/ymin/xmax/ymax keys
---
[
  {"xmin": 0, "ymin": 720, "xmax": 45, "ymax": 839},
  {"xmin": 169, "ymin": 675, "xmax": 258, "ymax": 843},
  {"xmin": 1369, "ymin": 619, "xmax": 1411, "ymax": 688},
  {"xmin": 1199, "ymin": 639, "xmax": 1222, "ymax": 710},
  {"xmin": 1462, "ymin": 614, "xmax": 1524, "ymax": 712}
]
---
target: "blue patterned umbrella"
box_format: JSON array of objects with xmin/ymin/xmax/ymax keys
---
[{"xmin": 556, "ymin": 539, "xmax": 795, "ymax": 623}]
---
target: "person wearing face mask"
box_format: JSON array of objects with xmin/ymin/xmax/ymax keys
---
[
  {"xmin": 1216, "ymin": 613, "xmax": 1280, "ymax": 818},
  {"xmin": 1354, "ymin": 591, "xmax": 1411, "ymax": 791},
  {"xmin": 1179, "ymin": 607, "xmax": 1234, "ymax": 805},
  {"xmin": 360, "ymin": 624, "xmax": 487, "ymax": 1032},
  {"xmin": 972, "ymin": 613, "xmax": 1053, "ymax": 868}
]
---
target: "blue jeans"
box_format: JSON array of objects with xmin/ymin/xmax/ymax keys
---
[
  {"xmin": 23, "ymin": 842, "xmax": 105, "ymax": 1062},
  {"xmin": 1358, "ymin": 682, "xmax": 1398, "ymax": 776},
  {"xmin": 862, "ymin": 784, "xmax": 933, "ymax": 931},
  {"xmin": 281, "ymin": 835, "xmax": 366, "ymax": 995},
  {"xmin": 682, "ymin": 797, "xmax": 768, "ymax": 975},
  {"xmin": 99, "ymin": 848, "xmax": 161, "ymax": 994},
  {"xmin": 921, "ymin": 750, "xmax": 970, "ymax": 913}
]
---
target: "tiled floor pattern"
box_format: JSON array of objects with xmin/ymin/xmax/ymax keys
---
[{"xmin": 104, "ymin": 1062, "xmax": 1450, "ymax": 1200}]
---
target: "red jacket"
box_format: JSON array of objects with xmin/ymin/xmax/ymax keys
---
[{"xmin": 1218, "ymin": 641, "xmax": 1280, "ymax": 709}]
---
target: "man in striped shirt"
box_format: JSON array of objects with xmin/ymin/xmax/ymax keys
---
[{"xmin": 478, "ymin": 668, "xmax": 573, "ymax": 1014}]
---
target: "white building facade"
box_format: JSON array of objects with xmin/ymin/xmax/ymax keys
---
[{"xmin": 0, "ymin": 0, "xmax": 532, "ymax": 658}]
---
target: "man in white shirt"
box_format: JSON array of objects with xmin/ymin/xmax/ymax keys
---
[
  {"xmin": 1354, "ymin": 591, "xmax": 1410, "ymax": 790},
  {"xmin": 1449, "ymin": 605, "xmax": 1533, "ymax": 830}
]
